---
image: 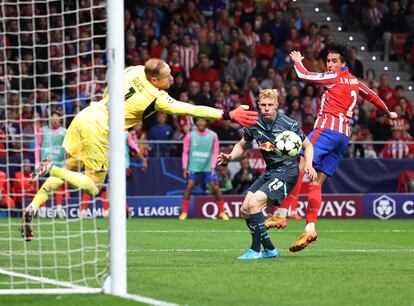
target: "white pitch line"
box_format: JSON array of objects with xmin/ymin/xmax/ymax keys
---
[
  {"xmin": 125, "ymin": 229, "xmax": 414, "ymax": 233},
  {"xmin": 121, "ymin": 293, "xmax": 181, "ymax": 306},
  {"xmin": 124, "ymin": 248, "xmax": 414, "ymax": 253}
]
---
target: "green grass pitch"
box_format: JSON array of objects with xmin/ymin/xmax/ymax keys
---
[{"xmin": 1, "ymin": 218, "xmax": 414, "ymax": 306}]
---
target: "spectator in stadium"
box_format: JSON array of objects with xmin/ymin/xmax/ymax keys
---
[
  {"xmin": 59, "ymin": 78, "xmax": 87, "ymax": 118},
  {"xmin": 369, "ymin": 110, "xmax": 393, "ymax": 153},
  {"xmin": 377, "ymin": 74, "xmax": 394, "ymax": 103},
  {"xmin": 147, "ymin": 112, "xmax": 173, "ymax": 158},
  {"xmin": 252, "ymin": 56, "xmax": 271, "ymax": 83},
  {"xmin": 267, "ymin": 44, "xmax": 398, "ymax": 253},
  {"xmin": 178, "ymin": 34, "xmax": 199, "ymax": 79},
  {"xmin": 387, "ymin": 86, "xmax": 413, "ymax": 115},
  {"xmin": 226, "ymin": 49, "xmax": 252, "ymax": 90},
  {"xmin": 198, "ymin": 31, "xmax": 221, "ymax": 70},
  {"xmin": 381, "ymin": 125, "xmax": 414, "ymax": 158},
  {"xmin": 348, "ymin": 47, "xmax": 364, "ymax": 79},
  {"xmin": 208, "ymin": 164, "xmax": 233, "ymax": 195},
  {"xmin": 232, "ymin": 157, "xmax": 260, "ymax": 194},
  {"xmin": 365, "ymin": 68, "xmax": 379, "ymax": 89},
  {"xmin": 168, "ymin": 74, "xmax": 186, "ymax": 101},
  {"xmin": 23, "ymin": 58, "xmax": 258, "ymax": 240},
  {"xmin": 302, "ymin": 113, "xmax": 315, "ymax": 136},
  {"xmin": 227, "ymin": 27, "xmax": 247, "ymax": 54},
  {"xmin": 301, "ymin": 23, "xmax": 323, "ymax": 54},
  {"xmin": 217, "ymin": 89, "xmax": 316, "ymax": 260},
  {"xmin": 382, "ymin": 0, "xmax": 408, "ymax": 61},
  {"xmin": 0, "ymin": 170, "xmax": 16, "ymax": 213},
  {"xmin": 286, "ymin": 97, "xmax": 303, "ymax": 125},
  {"xmin": 260, "ymin": 67, "xmax": 277, "ymax": 89},
  {"xmin": 180, "ymin": 117, "xmax": 229, "ymax": 221},
  {"xmin": 302, "ymin": 47, "xmax": 326, "ymax": 73},
  {"xmin": 188, "ymin": 81, "xmax": 203, "ymax": 105},
  {"xmin": 12, "ymin": 159, "xmax": 37, "ymax": 210},
  {"xmin": 190, "ymin": 54, "xmax": 219, "ymax": 87},
  {"xmin": 242, "ymin": 76, "xmax": 262, "ymax": 111},
  {"xmin": 270, "ymin": 10, "xmax": 289, "ymax": 47},
  {"xmin": 213, "ymin": 119, "xmax": 241, "ymax": 141},
  {"xmin": 255, "ymin": 32, "xmax": 276, "ymax": 61},
  {"xmin": 272, "ymin": 39, "xmax": 294, "ymax": 74},
  {"xmin": 361, "ymin": 0, "xmax": 384, "ymax": 52}
]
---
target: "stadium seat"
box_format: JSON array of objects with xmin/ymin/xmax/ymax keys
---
[{"xmin": 391, "ymin": 32, "xmax": 409, "ymax": 57}]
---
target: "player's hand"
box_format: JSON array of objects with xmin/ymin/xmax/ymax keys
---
[
  {"xmin": 290, "ymin": 51, "xmax": 304, "ymax": 62},
  {"xmin": 217, "ymin": 153, "xmax": 232, "ymax": 166},
  {"xmin": 141, "ymin": 159, "xmax": 148, "ymax": 172},
  {"xmin": 228, "ymin": 105, "xmax": 258, "ymax": 128},
  {"xmin": 304, "ymin": 164, "xmax": 317, "ymax": 181},
  {"xmin": 386, "ymin": 111, "xmax": 398, "ymax": 119},
  {"xmin": 183, "ymin": 168, "xmax": 188, "ymax": 179}
]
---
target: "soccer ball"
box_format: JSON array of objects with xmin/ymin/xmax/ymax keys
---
[{"xmin": 275, "ymin": 131, "xmax": 302, "ymax": 158}]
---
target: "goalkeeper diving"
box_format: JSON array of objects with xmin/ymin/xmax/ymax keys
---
[{"xmin": 21, "ymin": 58, "xmax": 258, "ymax": 241}]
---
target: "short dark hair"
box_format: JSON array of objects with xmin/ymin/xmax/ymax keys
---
[{"xmin": 327, "ymin": 41, "xmax": 351, "ymax": 64}]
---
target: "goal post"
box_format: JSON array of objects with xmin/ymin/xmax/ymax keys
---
[
  {"xmin": 107, "ymin": 0, "xmax": 126, "ymax": 296},
  {"xmin": 0, "ymin": 0, "xmax": 126, "ymax": 295}
]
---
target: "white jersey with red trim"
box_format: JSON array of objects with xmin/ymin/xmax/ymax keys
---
[{"xmin": 294, "ymin": 62, "xmax": 388, "ymax": 137}]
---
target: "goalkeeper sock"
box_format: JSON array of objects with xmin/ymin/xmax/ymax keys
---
[
  {"xmin": 30, "ymin": 177, "xmax": 64, "ymax": 211},
  {"xmin": 51, "ymin": 166, "xmax": 99, "ymax": 196},
  {"xmin": 217, "ymin": 200, "xmax": 225, "ymax": 214},
  {"xmin": 181, "ymin": 199, "xmax": 189, "ymax": 213},
  {"xmin": 306, "ymin": 184, "xmax": 322, "ymax": 224}
]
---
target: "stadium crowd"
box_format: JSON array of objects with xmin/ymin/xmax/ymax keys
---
[{"xmin": 0, "ymin": 0, "xmax": 413, "ymax": 187}]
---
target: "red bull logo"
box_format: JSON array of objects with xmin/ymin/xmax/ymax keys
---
[{"xmin": 259, "ymin": 141, "xmax": 276, "ymax": 151}]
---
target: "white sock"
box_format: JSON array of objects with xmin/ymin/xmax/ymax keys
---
[
  {"xmin": 274, "ymin": 208, "xmax": 288, "ymax": 218},
  {"xmin": 305, "ymin": 222, "xmax": 315, "ymax": 232}
]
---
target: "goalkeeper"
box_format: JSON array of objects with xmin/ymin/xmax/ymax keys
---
[{"xmin": 21, "ymin": 58, "xmax": 258, "ymax": 241}]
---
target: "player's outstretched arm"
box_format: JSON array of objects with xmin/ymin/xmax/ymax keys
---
[
  {"xmin": 302, "ymin": 138, "xmax": 317, "ymax": 181},
  {"xmin": 290, "ymin": 50, "xmax": 338, "ymax": 86},
  {"xmin": 358, "ymin": 81, "xmax": 398, "ymax": 120},
  {"xmin": 157, "ymin": 95, "xmax": 258, "ymax": 127},
  {"xmin": 217, "ymin": 138, "xmax": 251, "ymax": 166}
]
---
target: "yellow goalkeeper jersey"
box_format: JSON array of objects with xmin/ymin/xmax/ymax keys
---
[{"xmin": 94, "ymin": 65, "xmax": 223, "ymax": 130}]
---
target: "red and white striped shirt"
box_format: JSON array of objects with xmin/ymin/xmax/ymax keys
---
[
  {"xmin": 178, "ymin": 44, "xmax": 199, "ymax": 79},
  {"xmin": 294, "ymin": 62, "xmax": 388, "ymax": 137},
  {"xmin": 381, "ymin": 138, "xmax": 414, "ymax": 159}
]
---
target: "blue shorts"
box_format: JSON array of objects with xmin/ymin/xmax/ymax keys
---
[
  {"xmin": 302, "ymin": 128, "xmax": 350, "ymax": 177},
  {"xmin": 188, "ymin": 171, "xmax": 218, "ymax": 183}
]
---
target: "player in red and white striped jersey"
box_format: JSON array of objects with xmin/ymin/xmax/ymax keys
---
[{"xmin": 266, "ymin": 42, "xmax": 398, "ymax": 252}]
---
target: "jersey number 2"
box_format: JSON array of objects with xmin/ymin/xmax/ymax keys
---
[{"xmin": 347, "ymin": 90, "xmax": 357, "ymax": 117}]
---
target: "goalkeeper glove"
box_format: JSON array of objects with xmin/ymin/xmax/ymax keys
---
[{"xmin": 223, "ymin": 105, "xmax": 258, "ymax": 128}]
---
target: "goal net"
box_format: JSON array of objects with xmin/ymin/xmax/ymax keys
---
[{"xmin": 0, "ymin": 0, "xmax": 111, "ymax": 294}]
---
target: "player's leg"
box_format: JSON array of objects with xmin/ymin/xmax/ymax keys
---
[
  {"xmin": 289, "ymin": 173, "xmax": 325, "ymax": 252},
  {"xmin": 266, "ymin": 158, "xmax": 305, "ymax": 229},
  {"xmin": 237, "ymin": 190, "xmax": 269, "ymax": 260},
  {"xmin": 290, "ymin": 130, "xmax": 349, "ymax": 252},
  {"xmin": 180, "ymin": 173, "xmax": 196, "ymax": 220},
  {"xmin": 207, "ymin": 171, "xmax": 229, "ymax": 220}
]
